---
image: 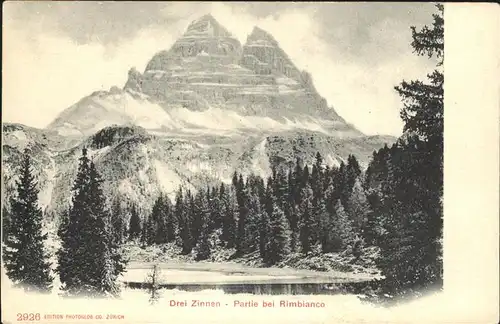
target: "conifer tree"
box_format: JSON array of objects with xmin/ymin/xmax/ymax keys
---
[
  {"xmin": 292, "ymin": 157, "xmax": 303, "ymax": 205},
  {"xmin": 301, "ymin": 165, "xmax": 310, "ymax": 188},
  {"xmin": 340, "ymin": 155, "xmax": 362, "ymax": 207},
  {"xmin": 2, "ymin": 205, "xmax": 11, "ymax": 243},
  {"xmin": 311, "ymin": 152, "xmax": 324, "ymax": 201},
  {"xmin": 192, "ymin": 192, "xmax": 209, "ymax": 246},
  {"xmin": 298, "ymin": 185, "xmax": 314, "ymax": 254},
  {"xmin": 195, "ymin": 216, "xmax": 211, "ymax": 261},
  {"xmin": 235, "ymin": 174, "xmax": 250, "ymax": 255},
  {"xmin": 142, "ymin": 214, "xmax": 156, "ymax": 246},
  {"xmin": 209, "ymin": 187, "xmax": 223, "ymax": 231},
  {"xmin": 57, "ymin": 149, "xmax": 125, "ymax": 297},
  {"xmin": 244, "ymin": 189, "xmax": 262, "ymax": 253},
  {"xmin": 315, "ymin": 198, "xmax": 332, "ymax": 253},
  {"xmin": 374, "ymin": 4, "xmax": 444, "ymax": 295},
  {"xmin": 110, "ymin": 198, "xmax": 125, "ymax": 245},
  {"xmin": 150, "ymin": 193, "xmax": 173, "ymax": 244},
  {"xmin": 164, "ymin": 196, "xmax": 176, "ymax": 243},
  {"xmin": 286, "ymin": 170, "xmax": 299, "ymax": 252},
  {"xmin": 128, "ymin": 203, "xmax": 142, "ymax": 240},
  {"xmin": 346, "ymin": 178, "xmax": 371, "ymax": 231},
  {"xmin": 258, "ymin": 208, "xmax": 271, "ymax": 261},
  {"xmin": 175, "ymin": 188, "xmax": 193, "ymax": 254},
  {"xmin": 3, "ymin": 151, "xmax": 53, "ymax": 293},
  {"xmin": 220, "ymin": 184, "xmax": 237, "ymax": 248},
  {"xmin": 146, "ymin": 264, "xmax": 161, "ymax": 305},
  {"xmin": 265, "ymin": 200, "xmax": 291, "ymax": 265},
  {"xmin": 334, "ymin": 200, "xmax": 355, "ymax": 251},
  {"xmin": 272, "ymin": 169, "xmax": 288, "ymax": 209},
  {"xmin": 88, "ymin": 161, "xmax": 126, "ymax": 295}
]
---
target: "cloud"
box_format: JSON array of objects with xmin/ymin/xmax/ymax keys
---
[
  {"xmin": 2, "ymin": 17, "xmax": 179, "ymax": 128},
  {"xmin": 2, "ymin": 2, "xmax": 437, "ymax": 136}
]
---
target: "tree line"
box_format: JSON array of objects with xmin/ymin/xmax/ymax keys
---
[{"xmin": 126, "ymin": 153, "xmax": 368, "ymax": 266}]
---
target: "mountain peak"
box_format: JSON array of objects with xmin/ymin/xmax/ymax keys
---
[
  {"xmin": 247, "ymin": 26, "xmax": 278, "ymax": 46},
  {"xmin": 185, "ymin": 14, "xmax": 232, "ymax": 37}
]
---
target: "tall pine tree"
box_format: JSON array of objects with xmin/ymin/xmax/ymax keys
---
[
  {"xmin": 265, "ymin": 199, "xmax": 291, "ymax": 265},
  {"xmin": 371, "ymin": 4, "xmax": 444, "ymax": 296},
  {"xmin": 3, "ymin": 151, "xmax": 53, "ymax": 292},
  {"xmin": 57, "ymin": 148, "xmax": 125, "ymax": 297},
  {"xmin": 298, "ymin": 184, "xmax": 314, "ymax": 254},
  {"xmin": 110, "ymin": 198, "xmax": 126, "ymax": 245},
  {"xmin": 128, "ymin": 203, "xmax": 142, "ymax": 241}
]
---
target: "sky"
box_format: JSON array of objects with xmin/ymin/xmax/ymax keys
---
[{"xmin": 2, "ymin": 2, "xmax": 438, "ymax": 136}]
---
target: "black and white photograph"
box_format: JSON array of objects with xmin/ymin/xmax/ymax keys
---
[{"xmin": 1, "ymin": 2, "xmax": 498, "ymax": 324}]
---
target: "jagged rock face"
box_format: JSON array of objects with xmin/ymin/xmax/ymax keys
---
[
  {"xmin": 48, "ymin": 14, "xmax": 361, "ymax": 138},
  {"xmin": 241, "ymin": 27, "xmax": 301, "ymax": 80},
  {"xmin": 122, "ymin": 15, "xmax": 346, "ymax": 126}
]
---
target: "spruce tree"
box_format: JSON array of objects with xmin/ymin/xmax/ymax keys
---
[
  {"xmin": 346, "ymin": 178, "xmax": 371, "ymax": 231},
  {"xmin": 315, "ymin": 198, "xmax": 331, "ymax": 253},
  {"xmin": 286, "ymin": 170, "xmax": 299, "ymax": 252},
  {"xmin": 128, "ymin": 203, "xmax": 142, "ymax": 240},
  {"xmin": 334, "ymin": 199, "xmax": 355, "ymax": 251},
  {"xmin": 209, "ymin": 188, "xmax": 223, "ymax": 231},
  {"xmin": 142, "ymin": 214, "xmax": 156, "ymax": 246},
  {"xmin": 340, "ymin": 155, "xmax": 362, "ymax": 207},
  {"xmin": 244, "ymin": 189, "xmax": 262, "ymax": 253},
  {"xmin": 3, "ymin": 151, "xmax": 53, "ymax": 293},
  {"xmin": 311, "ymin": 152, "xmax": 324, "ymax": 201},
  {"xmin": 175, "ymin": 188, "xmax": 193, "ymax": 254},
  {"xmin": 298, "ymin": 185, "xmax": 314, "ymax": 254},
  {"xmin": 292, "ymin": 158, "xmax": 303, "ymax": 206},
  {"xmin": 140, "ymin": 219, "xmax": 148, "ymax": 248},
  {"xmin": 373, "ymin": 4, "xmax": 444, "ymax": 296},
  {"xmin": 164, "ymin": 196, "xmax": 176, "ymax": 243},
  {"xmin": 150, "ymin": 193, "xmax": 173, "ymax": 244},
  {"xmin": 2, "ymin": 205, "xmax": 11, "ymax": 243},
  {"xmin": 258, "ymin": 208, "xmax": 271, "ymax": 261},
  {"xmin": 110, "ymin": 198, "xmax": 125, "ymax": 245},
  {"xmin": 195, "ymin": 216, "xmax": 211, "ymax": 261},
  {"xmin": 57, "ymin": 148, "xmax": 125, "ymax": 297},
  {"xmin": 235, "ymin": 174, "xmax": 249, "ymax": 255},
  {"xmin": 87, "ymin": 161, "xmax": 126, "ymax": 295},
  {"xmin": 220, "ymin": 184, "xmax": 237, "ymax": 248},
  {"xmin": 191, "ymin": 192, "xmax": 209, "ymax": 246},
  {"xmin": 265, "ymin": 201, "xmax": 291, "ymax": 265}
]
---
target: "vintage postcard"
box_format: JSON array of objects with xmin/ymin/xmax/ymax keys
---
[{"xmin": 1, "ymin": 2, "xmax": 498, "ymax": 324}]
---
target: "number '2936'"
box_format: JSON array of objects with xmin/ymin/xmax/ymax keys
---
[{"xmin": 17, "ymin": 313, "xmax": 41, "ymax": 321}]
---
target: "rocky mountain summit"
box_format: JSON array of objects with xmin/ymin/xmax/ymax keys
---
[
  {"xmin": 48, "ymin": 14, "xmax": 355, "ymax": 137},
  {"xmin": 3, "ymin": 14, "xmax": 395, "ymax": 218}
]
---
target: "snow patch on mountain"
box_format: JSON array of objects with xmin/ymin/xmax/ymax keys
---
[
  {"xmin": 93, "ymin": 93, "xmax": 174, "ymax": 130},
  {"xmin": 250, "ymin": 138, "xmax": 272, "ymax": 180},
  {"xmin": 185, "ymin": 160, "xmax": 213, "ymax": 174},
  {"xmin": 325, "ymin": 154, "xmax": 342, "ymax": 168},
  {"xmin": 38, "ymin": 154, "xmax": 56, "ymax": 209},
  {"xmin": 154, "ymin": 160, "xmax": 183, "ymax": 196},
  {"xmin": 49, "ymin": 90, "xmax": 344, "ymax": 138}
]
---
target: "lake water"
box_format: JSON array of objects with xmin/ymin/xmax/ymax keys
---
[
  {"xmin": 122, "ymin": 265, "xmax": 384, "ymax": 296},
  {"xmin": 126, "ymin": 281, "xmax": 383, "ymax": 296}
]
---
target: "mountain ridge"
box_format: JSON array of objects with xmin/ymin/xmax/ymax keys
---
[
  {"xmin": 2, "ymin": 14, "xmax": 397, "ymax": 219},
  {"xmin": 2, "ymin": 122, "xmax": 395, "ymax": 218},
  {"xmin": 49, "ymin": 15, "xmax": 354, "ymax": 137}
]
